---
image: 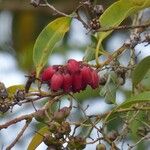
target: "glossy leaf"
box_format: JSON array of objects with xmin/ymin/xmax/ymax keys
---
[
  {"xmin": 33, "ymin": 17, "xmax": 72, "ymax": 77},
  {"xmin": 105, "ymin": 91, "xmax": 150, "ymax": 122},
  {"xmin": 132, "ymin": 56, "xmax": 150, "ymax": 86},
  {"xmin": 27, "ymin": 126, "xmax": 49, "ymax": 150},
  {"xmin": 96, "ymin": 0, "xmax": 150, "ymax": 58}
]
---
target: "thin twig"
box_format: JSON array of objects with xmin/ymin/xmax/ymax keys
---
[
  {"xmin": 86, "ymin": 137, "xmax": 103, "ymax": 144},
  {"xmin": 39, "ymin": 0, "xmax": 69, "ymax": 17},
  {"xmin": 0, "ymin": 109, "xmax": 41, "ymax": 130},
  {"xmin": 6, "ymin": 119, "xmax": 31, "ymax": 150},
  {"xmin": 98, "ymin": 22, "xmax": 150, "ymax": 32},
  {"xmin": 96, "ymin": 43, "xmax": 129, "ymax": 69}
]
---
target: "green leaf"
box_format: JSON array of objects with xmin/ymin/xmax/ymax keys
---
[
  {"xmin": 96, "ymin": 0, "xmax": 150, "ymax": 56},
  {"xmin": 84, "ymin": 44, "xmax": 104, "ymax": 62},
  {"xmin": 27, "ymin": 126, "xmax": 49, "ymax": 150},
  {"xmin": 105, "ymin": 82, "xmax": 117, "ymax": 104},
  {"xmin": 100, "ymin": 0, "xmax": 150, "ymax": 29},
  {"xmin": 83, "ymin": 46, "xmax": 95, "ymax": 61},
  {"xmin": 129, "ymin": 111, "xmax": 144, "ymax": 141},
  {"xmin": 99, "ymin": 72, "xmax": 118, "ymax": 104},
  {"xmin": 132, "ymin": 56, "xmax": 150, "ymax": 86},
  {"xmin": 105, "ymin": 91, "xmax": 150, "ymax": 122},
  {"xmin": 33, "ymin": 17, "xmax": 72, "ymax": 77},
  {"xmin": 74, "ymin": 86, "xmax": 100, "ymax": 102}
]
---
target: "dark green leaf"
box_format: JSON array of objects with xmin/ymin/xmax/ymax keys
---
[{"xmin": 132, "ymin": 56, "xmax": 150, "ymax": 86}]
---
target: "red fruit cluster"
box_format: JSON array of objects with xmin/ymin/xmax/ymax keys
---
[{"xmin": 41, "ymin": 59, "xmax": 100, "ymax": 93}]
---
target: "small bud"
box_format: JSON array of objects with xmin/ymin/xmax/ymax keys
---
[
  {"xmin": 107, "ymin": 130, "xmax": 118, "ymax": 141},
  {"xmin": 41, "ymin": 67, "xmax": 56, "ymax": 82},
  {"xmin": 96, "ymin": 143, "xmax": 106, "ymax": 150},
  {"xmin": 67, "ymin": 59, "xmax": 80, "ymax": 74},
  {"xmin": 50, "ymin": 73, "xmax": 63, "ymax": 91},
  {"xmin": 0, "ymin": 101, "xmax": 10, "ymax": 113},
  {"xmin": 53, "ymin": 107, "xmax": 71, "ymax": 122},
  {"xmin": 0, "ymin": 82, "xmax": 8, "ymax": 99},
  {"xmin": 14, "ymin": 90, "xmax": 25, "ymax": 102},
  {"xmin": 94, "ymin": 5, "xmax": 104, "ymax": 16},
  {"xmin": 62, "ymin": 73, "xmax": 72, "ymax": 92},
  {"xmin": 60, "ymin": 107, "xmax": 71, "ymax": 118},
  {"xmin": 57, "ymin": 126, "xmax": 66, "ymax": 134},
  {"xmin": 53, "ymin": 110, "xmax": 65, "ymax": 123},
  {"xmin": 90, "ymin": 19, "xmax": 100, "ymax": 31}
]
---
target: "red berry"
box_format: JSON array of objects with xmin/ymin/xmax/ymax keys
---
[
  {"xmin": 81, "ymin": 66, "xmax": 92, "ymax": 86},
  {"xmin": 72, "ymin": 73, "xmax": 82, "ymax": 92},
  {"xmin": 50, "ymin": 73, "xmax": 63, "ymax": 91},
  {"xmin": 67, "ymin": 59, "xmax": 80, "ymax": 74},
  {"xmin": 62, "ymin": 74, "xmax": 72, "ymax": 92},
  {"xmin": 41, "ymin": 67, "xmax": 56, "ymax": 82},
  {"xmin": 90, "ymin": 70, "xmax": 99, "ymax": 89}
]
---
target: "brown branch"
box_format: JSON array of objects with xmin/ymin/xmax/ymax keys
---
[
  {"xmin": 0, "ymin": 95, "xmax": 62, "ymax": 130},
  {"xmin": 6, "ymin": 120, "xmax": 31, "ymax": 150},
  {"xmin": 96, "ymin": 43, "xmax": 129, "ymax": 68},
  {"xmin": 86, "ymin": 137, "xmax": 104, "ymax": 144},
  {"xmin": 0, "ymin": 110, "xmax": 38, "ymax": 130},
  {"xmin": 98, "ymin": 22, "xmax": 150, "ymax": 32}
]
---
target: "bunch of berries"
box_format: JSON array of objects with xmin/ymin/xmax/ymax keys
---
[{"xmin": 41, "ymin": 59, "xmax": 99, "ymax": 93}]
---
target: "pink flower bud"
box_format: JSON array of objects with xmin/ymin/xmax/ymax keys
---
[
  {"xmin": 90, "ymin": 70, "xmax": 99, "ymax": 89},
  {"xmin": 72, "ymin": 73, "xmax": 82, "ymax": 92},
  {"xmin": 50, "ymin": 73, "xmax": 63, "ymax": 91},
  {"xmin": 62, "ymin": 74, "xmax": 72, "ymax": 92},
  {"xmin": 67, "ymin": 59, "xmax": 80, "ymax": 74},
  {"xmin": 41, "ymin": 67, "xmax": 56, "ymax": 82},
  {"xmin": 81, "ymin": 66, "xmax": 92, "ymax": 86}
]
